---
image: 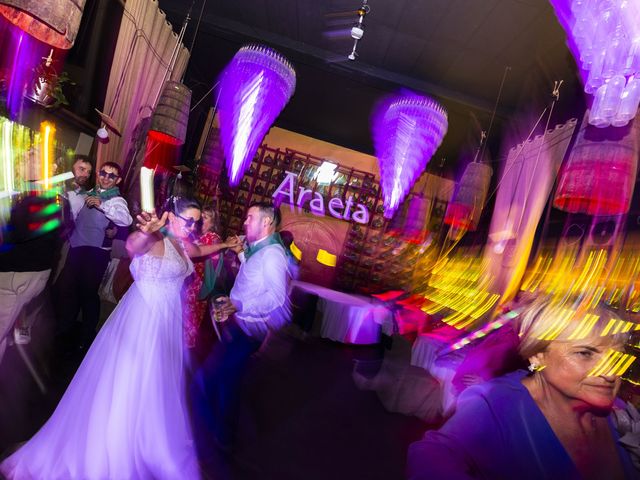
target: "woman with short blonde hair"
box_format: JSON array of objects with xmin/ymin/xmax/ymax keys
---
[{"xmin": 408, "ymin": 296, "xmax": 639, "ymax": 480}]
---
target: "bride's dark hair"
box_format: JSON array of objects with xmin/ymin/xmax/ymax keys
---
[{"xmin": 164, "ymin": 195, "xmax": 201, "ymax": 215}]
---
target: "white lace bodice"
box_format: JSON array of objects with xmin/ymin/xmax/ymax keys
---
[{"xmin": 130, "ymin": 237, "xmax": 193, "ymax": 292}]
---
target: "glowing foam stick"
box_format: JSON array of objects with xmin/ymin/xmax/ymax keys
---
[
  {"xmin": 140, "ymin": 166, "xmax": 155, "ymax": 213},
  {"xmin": 1, "ymin": 119, "xmax": 15, "ymax": 196},
  {"xmin": 35, "ymin": 171, "xmax": 74, "ymax": 185}
]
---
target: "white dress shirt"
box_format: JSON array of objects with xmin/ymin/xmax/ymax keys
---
[
  {"xmin": 67, "ymin": 189, "xmax": 87, "ymax": 221},
  {"xmin": 230, "ymin": 237, "xmax": 292, "ymax": 340}
]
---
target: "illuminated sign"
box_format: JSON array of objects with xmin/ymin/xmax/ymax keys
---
[{"xmin": 272, "ymin": 171, "xmax": 370, "ymax": 224}]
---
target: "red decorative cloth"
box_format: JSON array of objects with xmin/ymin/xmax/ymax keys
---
[{"xmin": 183, "ymin": 231, "xmax": 221, "ymax": 348}]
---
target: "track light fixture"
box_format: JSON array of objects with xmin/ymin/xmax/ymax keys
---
[{"xmin": 348, "ymin": 0, "xmax": 370, "ymax": 61}]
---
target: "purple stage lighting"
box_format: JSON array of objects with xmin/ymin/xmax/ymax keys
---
[
  {"xmin": 217, "ymin": 44, "xmax": 296, "ymax": 186},
  {"xmin": 372, "ymin": 93, "xmax": 448, "ymax": 218}
]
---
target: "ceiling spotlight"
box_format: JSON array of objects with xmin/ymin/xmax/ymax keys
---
[{"xmin": 347, "ymin": 1, "xmax": 370, "ymax": 61}]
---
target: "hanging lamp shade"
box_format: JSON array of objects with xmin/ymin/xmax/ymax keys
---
[
  {"xmin": 386, "ymin": 194, "xmax": 432, "ymax": 244},
  {"xmin": 0, "ymin": 0, "xmax": 85, "ymax": 49},
  {"xmin": 218, "ymin": 44, "xmax": 296, "ymax": 186},
  {"xmin": 386, "ymin": 199, "xmax": 408, "ymax": 237},
  {"xmin": 149, "ymin": 81, "xmax": 192, "ymax": 146},
  {"xmin": 201, "ymin": 126, "xmax": 224, "ymax": 173},
  {"xmin": 372, "ymin": 92, "xmax": 448, "ymax": 219},
  {"xmin": 444, "ymin": 161, "xmax": 493, "ymax": 231},
  {"xmin": 402, "ymin": 195, "xmax": 432, "ymax": 244},
  {"xmin": 553, "ymin": 111, "xmax": 638, "ymax": 215}
]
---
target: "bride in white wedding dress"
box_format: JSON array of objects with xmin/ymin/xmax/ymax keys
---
[{"xmin": 1, "ymin": 198, "xmax": 239, "ymax": 480}]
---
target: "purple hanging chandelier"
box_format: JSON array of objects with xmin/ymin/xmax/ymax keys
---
[
  {"xmin": 549, "ymin": 0, "xmax": 640, "ymax": 128},
  {"xmin": 372, "ymin": 93, "xmax": 448, "ymax": 218},
  {"xmin": 218, "ymin": 44, "xmax": 296, "ymax": 186}
]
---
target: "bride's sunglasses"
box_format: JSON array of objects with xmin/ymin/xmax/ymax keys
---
[{"xmin": 175, "ymin": 212, "xmax": 197, "ymax": 228}]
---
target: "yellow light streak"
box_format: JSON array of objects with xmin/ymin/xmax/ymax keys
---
[{"xmin": 40, "ymin": 121, "xmax": 55, "ymax": 190}]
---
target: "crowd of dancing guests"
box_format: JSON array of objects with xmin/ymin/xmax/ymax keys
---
[
  {"xmin": 2, "ymin": 156, "xmax": 640, "ymax": 480},
  {"xmin": 0, "ymin": 155, "xmax": 295, "ymax": 478}
]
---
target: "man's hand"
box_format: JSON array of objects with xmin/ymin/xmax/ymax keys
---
[
  {"xmin": 223, "ymin": 236, "xmax": 243, "ymax": 252},
  {"xmin": 136, "ymin": 209, "xmax": 168, "ymax": 235},
  {"xmin": 225, "ymin": 235, "xmax": 244, "ymax": 254},
  {"xmin": 85, "ymin": 196, "xmax": 102, "ymax": 208},
  {"xmin": 105, "ymin": 225, "xmax": 117, "ymax": 239},
  {"xmin": 211, "ymin": 296, "xmax": 237, "ymax": 323}
]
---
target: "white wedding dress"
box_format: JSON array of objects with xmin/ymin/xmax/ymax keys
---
[{"xmin": 1, "ymin": 237, "xmax": 200, "ymax": 480}]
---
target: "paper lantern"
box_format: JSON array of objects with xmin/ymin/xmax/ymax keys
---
[
  {"xmin": 553, "ymin": 112, "xmax": 638, "ymax": 215},
  {"xmin": 372, "ymin": 93, "xmax": 447, "ymax": 218},
  {"xmin": 218, "ymin": 44, "xmax": 296, "ymax": 186}
]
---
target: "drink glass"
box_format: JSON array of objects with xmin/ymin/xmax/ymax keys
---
[{"xmin": 211, "ymin": 296, "xmax": 228, "ymax": 323}]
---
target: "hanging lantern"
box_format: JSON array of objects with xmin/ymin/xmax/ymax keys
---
[
  {"xmin": 372, "ymin": 92, "xmax": 447, "ymax": 219},
  {"xmin": 444, "ymin": 161, "xmax": 493, "ymax": 231},
  {"xmin": 0, "ymin": 0, "xmax": 86, "ymax": 50},
  {"xmin": 201, "ymin": 126, "xmax": 224, "ymax": 173},
  {"xmin": 553, "ymin": 111, "xmax": 638, "ymax": 215},
  {"xmin": 402, "ymin": 195, "xmax": 432, "ymax": 244},
  {"xmin": 386, "ymin": 199, "xmax": 408, "ymax": 237},
  {"xmin": 149, "ymin": 81, "xmax": 192, "ymax": 146},
  {"xmin": 218, "ymin": 44, "xmax": 296, "ymax": 186},
  {"xmin": 386, "ymin": 194, "xmax": 431, "ymax": 244}
]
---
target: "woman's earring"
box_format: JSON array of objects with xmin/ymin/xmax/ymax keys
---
[{"xmin": 528, "ymin": 363, "xmax": 545, "ymax": 373}]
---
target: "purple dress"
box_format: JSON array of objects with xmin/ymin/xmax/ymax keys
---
[
  {"xmin": 407, "ymin": 370, "xmax": 639, "ymax": 480},
  {"xmin": 1, "ymin": 238, "xmax": 200, "ymax": 479}
]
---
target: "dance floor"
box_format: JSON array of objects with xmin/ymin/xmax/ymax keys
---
[{"xmin": 0, "ymin": 296, "xmax": 428, "ymax": 480}]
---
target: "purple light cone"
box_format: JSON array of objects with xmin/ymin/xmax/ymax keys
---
[
  {"xmin": 372, "ymin": 93, "xmax": 448, "ymax": 218},
  {"xmin": 217, "ymin": 44, "xmax": 296, "ymax": 186}
]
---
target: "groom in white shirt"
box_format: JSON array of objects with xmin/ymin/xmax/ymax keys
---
[
  {"xmin": 228, "ymin": 203, "xmax": 292, "ymax": 338},
  {"xmin": 191, "ymin": 202, "xmax": 293, "ymax": 456}
]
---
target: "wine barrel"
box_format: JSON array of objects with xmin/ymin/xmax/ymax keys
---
[{"xmin": 149, "ymin": 81, "xmax": 192, "ymax": 146}]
